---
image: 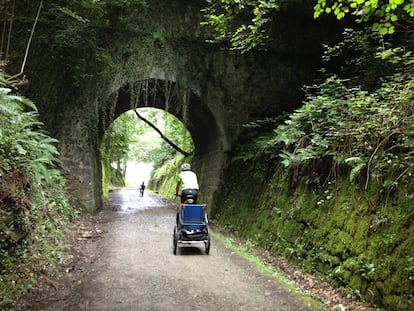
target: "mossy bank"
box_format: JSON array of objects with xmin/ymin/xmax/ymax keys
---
[{"xmin": 209, "ymin": 156, "xmax": 413, "ymax": 310}]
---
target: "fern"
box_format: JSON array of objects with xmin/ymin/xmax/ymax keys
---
[
  {"xmin": 1, "ymin": 86, "xmax": 76, "ymax": 308},
  {"xmin": 349, "ymin": 163, "xmax": 367, "ymax": 182},
  {"xmin": 279, "ymin": 150, "xmax": 298, "ymax": 167}
]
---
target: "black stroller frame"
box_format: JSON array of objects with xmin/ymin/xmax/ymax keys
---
[{"xmin": 173, "ymin": 203, "xmax": 211, "ymax": 255}]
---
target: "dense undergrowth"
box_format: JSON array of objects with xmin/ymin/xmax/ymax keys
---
[
  {"xmin": 0, "ymin": 85, "xmax": 77, "ymax": 309},
  {"xmin": 2, "ymin": 1, "xmax": 413, "ymax": 310},
  {"xmin": 211, "ymin": 63, "xmax": 414, "ymax": 310}
]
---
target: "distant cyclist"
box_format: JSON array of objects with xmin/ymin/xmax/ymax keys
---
[
  {"xmin": 139, "ymin": 182, "xmax": 146, "ymax": 197},
  {"xmin": 175, "ymin": 163, "xmax": 199, "ymax": 212}
]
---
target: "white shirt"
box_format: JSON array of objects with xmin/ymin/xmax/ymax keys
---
[{"xmin": 178, "ymin": 171, "xmax": 199, "ymax": 190}]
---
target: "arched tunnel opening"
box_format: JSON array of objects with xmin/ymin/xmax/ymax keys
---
[
  {"xmin": 100, "ymin": 79, "xmax": 222, "ymax": 157},
  {"xmin": 100, "ymin": 107, "xmax": 194, "ymax": 197},
  {"xmin": 98, "ymin": 79, "xmax": 224, "ymax": 206}
]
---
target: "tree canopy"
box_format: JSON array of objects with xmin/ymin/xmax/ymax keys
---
[
  {"xmin": 314, "ymin": 0, "xmax": 414, "ymax": 35},
  {"xmin": 100, "ymin": 108, "xmax": 194, "ymax": 188},
  {"xmin": 202, "ymin": 0, "xmax": 414, "ymax": 52}
]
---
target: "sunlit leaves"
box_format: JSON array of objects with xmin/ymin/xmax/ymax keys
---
[
  {"xmin": 100, "ymin": 108, "xmax": 194, "ymax": 180},
  {"xmin": 202, "ymin": 0, "xmax": 279, "ymax": 52},
  {"xmin": 314, "ymin": 0, "xmax": 414, "ymax": 36},
  {"xmin": 203, "ymin": 0, "xmax": 414, "ymax": 52}
]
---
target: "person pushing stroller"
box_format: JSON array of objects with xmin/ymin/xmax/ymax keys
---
[
  {"xmin": 173, "ymin": 163, "xmax": 210, "ymax": 255},
  {"xmin": 175, "ymin": 163, "xmax": 199, "ymax": 224}
]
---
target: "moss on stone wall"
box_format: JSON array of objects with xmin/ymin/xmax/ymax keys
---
[{"xmin": 211, "ymin": 156, "xmax": 414, "ymax": 310}]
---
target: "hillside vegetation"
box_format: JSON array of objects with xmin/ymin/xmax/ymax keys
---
[
  {"xmin": 1, "ymin": 0, "xmax": 414, "ymax": 310},
  {"xmin": 198, "ymin": 3, "xmax": 414, "ymax": 308},
  {"xmin": 151, "ymin": 55, "xmax": 414, "ymax": 309},
  {"xmin": 0, "ymin": 84, "xmax": 77, "ymax": 309},
  {"xmin": 210, "ymin": 66, "xmax": 414, "ymax": 309}
]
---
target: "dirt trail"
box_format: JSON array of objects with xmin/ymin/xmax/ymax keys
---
[{"xmin": 37, "ymin": 188, "xmax": 317, "ymax": 311}]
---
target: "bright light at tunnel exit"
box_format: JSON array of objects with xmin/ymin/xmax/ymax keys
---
[{"xmin": 125, "ymin": 162, "xmax": 153, "ymax": 188}]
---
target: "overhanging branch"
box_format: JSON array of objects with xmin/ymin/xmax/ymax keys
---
[{"xmin": 133, "ymin": 109, "xmax": 193, "ymax": 158}]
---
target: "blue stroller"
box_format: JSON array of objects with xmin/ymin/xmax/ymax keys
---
[{"xmin": 173, "ymin": 204, "xmax": 211, "ymax": 255}]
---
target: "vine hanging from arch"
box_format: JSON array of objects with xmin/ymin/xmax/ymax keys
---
[{"xmin": 130, "ymin": 80, "xmax": 193, "ymax": 158}]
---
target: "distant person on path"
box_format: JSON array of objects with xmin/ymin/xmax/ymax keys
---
[
  {"xmin": 139, "ymin": 182, "xmax": 145, "ymax": 197},
  {"xmin": 175, "ymin": 163, "xmax": 199, "ymax": 212}
]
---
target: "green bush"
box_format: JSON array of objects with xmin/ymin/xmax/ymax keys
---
[
  {"xmin": 212, "ymin": 60, "xmax": 414, "ymax": 310},
  {"xmin": 0, "ymin": 87, "xmax": 77, "ymax": 309}
]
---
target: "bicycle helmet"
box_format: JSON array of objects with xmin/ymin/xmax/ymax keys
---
[{"xmin": 181, "ymin": 163, "xmax": 191, "ymax": 171}]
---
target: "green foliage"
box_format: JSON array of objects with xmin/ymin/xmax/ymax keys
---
[
  {"xmin": 101, "ymin": 111, "xmax": 137, "ymax": 170},
  {"xmin": 131, "ymin": 108, "xmax": 194, "ymax": 170},
  {"xmin": 231, "ymin": 132, "xmax": 279, "ymax": 163},
  {"xmin": 100, "ymin": 108, "xmax": 194, "ymax": 192},
  {"xmin": 202, "ymin": 0, "xmax": 414, "ymax": 53},
  {"xmin": 149, "ymin": 154, "xmax": 194, "ymax": 202},
  {"xmin": 230, "ymin": 58, "xmax": 412, "ymax": 193},
  {"xmin": 320, "ymin": 28, "xmax": 398, "ymax": 90},
  {"xmin": 231, "ymin": 116, "xmax": 288, "ymax": 162},
  {"xmin": 201, "ymin": 0, "xmax": 281, "ymax": 52},
  {"xmin": 213, "ymin": 157, "xmax": 414, "ymax": 309},
  {"xmin": 0, "ymin": 87, "xmax": 76, "ymax": 308},
  {"xmin": 273, "ymin": 71, "xmax": 414, "ymax": 188},
  {"xmin": 0, "ymin": 88, "xmax": 62, "ymax": 183},
  {"xmin": 213, "ymin": 34, "xmax": 414, "ymax": 309},
  {"xmin": 314, "ymin": 0, "xmax": 414, "ymax": 35}
]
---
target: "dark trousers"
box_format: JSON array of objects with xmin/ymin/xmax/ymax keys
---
[{"xmin": 180, "ymin": 188, "xmax": 198, "ymax": 203}]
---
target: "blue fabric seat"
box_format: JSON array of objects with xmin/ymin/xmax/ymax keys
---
[{"xmin": 180, "ymin": 204, "xmax": 206, "ymax": 231}]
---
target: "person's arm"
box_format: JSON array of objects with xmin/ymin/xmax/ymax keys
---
[{"xmin": 175, "ymin": 180, "xmax": 181, "ymax": 196}]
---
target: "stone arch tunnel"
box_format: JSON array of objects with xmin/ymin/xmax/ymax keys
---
[
  {"xmin": 11, "ymin": 0, "xmax": 343, "ymax": 212},
  {"xmin": 59, "ymin": 46, "xmax": 316, "ymax": 213},
  {"xmin": 112, "ymin": 80, "xmax": 222, "ymax": 157},
  {"xmin": 99, "ymin": 79, "xmax": 225, "ymax": 211}
]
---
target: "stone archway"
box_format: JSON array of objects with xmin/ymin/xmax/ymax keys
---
[
  {"xmin": 99, "ymin": 79, "xmax": 225, "ymax": 208},
  {"xmin": 12, "ymin": 0, "xmax": 343, "ymax": 213},
  {"xmin": 111, "ymin": 80, "xmax": 222, "ymax": 156}
]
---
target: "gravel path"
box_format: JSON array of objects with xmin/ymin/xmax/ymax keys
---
[{"xmin": 40, "ymin": 188, "xmax": 317, "ymax": 311}]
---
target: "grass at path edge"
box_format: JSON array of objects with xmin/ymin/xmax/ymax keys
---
[{"xmin": 211, "ymin": 231, "xmax": 326, "ymax": 311}]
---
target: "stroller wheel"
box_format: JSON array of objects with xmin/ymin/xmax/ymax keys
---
[
  {"xmin": 205, "ymin": 234, "xmax": 211, "ymax": 255},
  {"xmin": 173, "ymin": 226, "xmax": 178, "ymax": 255}
]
